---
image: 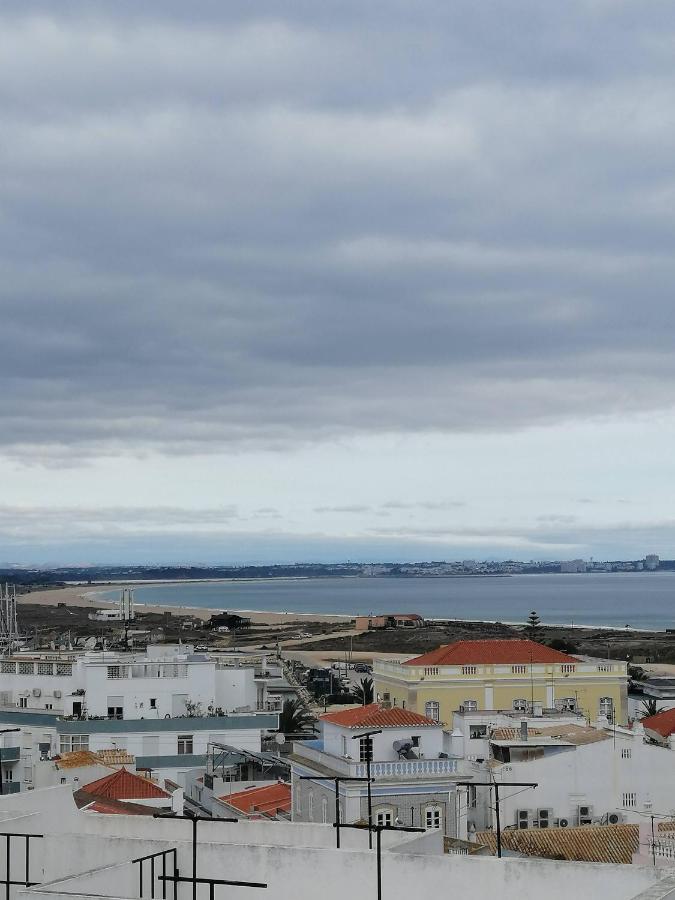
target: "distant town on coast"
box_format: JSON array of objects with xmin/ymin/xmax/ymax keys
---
[{"xmin": 0, "ymin": 553, "xmax": 666, "ymax": 585}]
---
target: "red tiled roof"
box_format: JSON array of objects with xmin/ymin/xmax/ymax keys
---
[
  {"xmin": 221, "ymin": 782, "xmax": 291, "ymax": 816},
  {"xmin": 404, "ymin": 639, "xmax": 577, "ymax": 666},
  {"xmin": 82, "ymin": 767, "xmax": 170, "ymax": 800},
  {"xmin": 641, "ymin": 707, "xmax": 675, "ymax": 738},
  {"xmin": 320, "ymin": 703, "xmax": 440, "ymax": 728}
]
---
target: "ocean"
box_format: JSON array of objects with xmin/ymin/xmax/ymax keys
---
[{"xmin": 96, "ymin": 571, "xmax": 675, "ymax": 630}]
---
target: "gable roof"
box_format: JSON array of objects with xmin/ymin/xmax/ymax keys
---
[
  {"xmin": 320, "ymin": 703, "xmax": 440, "ymax": 728},
  {"xmin": 82, "ymin": 767, "xmax": 170, "ymax": 800},
  {"xmin": 220, "ymin": 782, "xmax": 291, "ymax": 817},
  {"xmin": 476, "ymin": 824, "xmax": 639, "ymax": 864},
  {"xmin": 74, "ymin": 791, "xmax": 161, "ymax": 816},
  {"xmin": 641, "ymin": 707, "xmax": 675, "ymax": 737},
  {"xmin": 404, "ymin": 639, "xmax": 577, "ymax": 666}
]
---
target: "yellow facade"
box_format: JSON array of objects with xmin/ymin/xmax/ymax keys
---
[{"xmin": 374, "ymin": 658, "xmax": 628, "ymax": 726}]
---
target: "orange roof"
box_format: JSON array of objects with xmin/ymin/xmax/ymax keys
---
[
  {"xmin": 404, "ymin": 639, "xmax": 576, "ymax": 666},
  {"xmin": 320, "ymin": 703, "xmax": 440, "ymax": 728},
  {"xmin": 82, "ymin": 767, "xmax": 170, "ymax": 801},
  {"xmin": 221, "ymin": 782, "xmax": 291, "ymax": 816},
  {"xmin": 641, "ymin": 707, "xmax": 675, "ymax": 738}
]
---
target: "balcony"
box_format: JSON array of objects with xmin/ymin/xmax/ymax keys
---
[
  {"xmin": 0, "ymin": 782, "xmax": 20, "ymax": 794},
  {"xmin": 292, "ymin": 740, "xmax": 459, "ymax": 779},
  {"xmin": 0, "ymin": 747, "xmax": 20, "ymax": 764}
]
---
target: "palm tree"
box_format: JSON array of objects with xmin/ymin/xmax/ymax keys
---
[
  {"xmin": 640, "ymin": 697, "xmax": 664, "ymax": 718},
  {"xmin": 278, "ymin": 698, "xmax": 315, "ymax": 735},
  {"xmin": 353, "ymin": 677, "xmax": 374, "ymax": 706}
]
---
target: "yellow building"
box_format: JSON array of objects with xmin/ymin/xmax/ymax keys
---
[{"xmin": 374, "ymin": 639, "xmax": 628, "ymax": 725}]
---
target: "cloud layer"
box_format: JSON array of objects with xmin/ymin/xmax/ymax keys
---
[{"xmin": 2, "ymin": 3, "xmax": 675, "ymax": 463}]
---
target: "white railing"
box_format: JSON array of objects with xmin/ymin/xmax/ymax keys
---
[
  {"xmin": 650, "ymin": 839, "xmax": 675, "ymax": 860},
  {"xmin": 352, "ymin": 758, "xmax": 458, "ymax": 778},
  {"xmin": 293, "ymin": 742, "xmax": 459, "ymax": 779}
]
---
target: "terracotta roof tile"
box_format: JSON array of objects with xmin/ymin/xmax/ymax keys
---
[
  {"xmin": 220, "ymin": 782, "xmax": 291, "ymax": 817},
  {"xmin": 320, "ymin": 703, "xmax": 440, "ymax": 728},
  {"xmin": 476, "ymin": 824, "xmax": 639, "ymax": 864},
  {"xmin": 641, "ymin": 707, "xmax": 675, "ymax": 737},
  {"xmin": 82, "ymin": 767, "xmax": 170, "ymax": 800},
  {"xmin": 405, "ymin": 639, "xmax": 577, "ymax": 666},
  {"xmin": 55, "ymin": 751, "xmax": 105, "ymax": 770}
]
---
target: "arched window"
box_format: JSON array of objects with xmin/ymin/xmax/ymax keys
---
[
  {"xmin": 425, "ymin": 700, "xmax": 440, "ymax": 721},
  {"xmin": 425, "ymin": 805, "xmax": 443, "ymax": 830},
  {"xmin": 375, "ymin": 807, "xmax": 394, "ymax": 827},
  {"xmin": 308, "ymin": 791, "xmax": 314, "ymax": 820},
  {"xmin": 321, "ymin": 797, "xmax": 328, "ymax": 824}
]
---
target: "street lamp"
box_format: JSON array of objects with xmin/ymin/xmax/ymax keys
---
[
  {"xmin": 352, "ymin": 729, "xmax": 382, "ymax": 848},
  {"xmin": 0, "ymin": 728, "xmax": 20, "ymax": 795}
]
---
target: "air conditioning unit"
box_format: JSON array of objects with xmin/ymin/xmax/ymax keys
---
[
  {"xmin": 537, "ymin": 809, "xmax": 552, "ymax": 829},
  {"xmin": 558, "ymin": 818, "xmax": 570, "ymax": 828},
  {"xmin": 32, "ymin": 688, "xmax": 41, "ymax": 698},
  {"xmin": 607, "ymin": 812, "xmax": 624, "ymax": 825},
  {"xmin": 578, "ymin": 805, "xmax": 593, "ymax": 825},
  {"xmin": 516, "ymin": 809, "xmax": 531, "ymax": 829},
  {"xmin": 53, "ymin": 690, "xmax": 62, "ymax": 699}
]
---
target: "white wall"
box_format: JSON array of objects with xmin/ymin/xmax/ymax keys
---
[{"xmin": 322, "ymin": 722, "xmax": 443, "ymax": 761}]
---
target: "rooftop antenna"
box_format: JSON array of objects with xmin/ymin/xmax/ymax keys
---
[{"xmin": 0, "ymin": 584, "xmax": 21, "ymax": 655}]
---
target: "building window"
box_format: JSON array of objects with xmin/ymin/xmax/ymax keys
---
[
  {"xmin": 623, "ymin": 792, "xmax": 636, "ymax": 809},
  {"xmin": 376, "ymin": 808, "xmax": 394, "ymax": 827},
  {"xmin": 321, "ymin": 798, "xmax": 328, "ymax": 824},
  {"xmin": 1, "ymin": 662, "xmax": 15, "ymax": 674},
  {"xmin": 411, "ymin": 735, "xmax": 420, "ymax": 748},
  {"xmin": 18, "ymin": 698, "xmax": 27, "ymax": 708},
  {"xmin": 462, "ymin": 666, "xmax": 477, "ymax": 675},
  {"xmin": 425, "ymin": 701, "xmax": 440, "ymax": 722},
  {"xmin": 561, "ymin": 665, "xmax": 576, "ymax": 674},
  {"xmin": 60, "ymin": 735, "xmax": 89, "ymax": 754},
  {"xmin": 150, "ymin": 699, "xmax": 157, "ymax": 709},
  {"xmin": 599, "ymin": 697, "xmax": 614, "ymax": 722},
  {"xmin": 177, "ymin": 734, "xmax": 193, "ymax": 755},
  {"xmin": 107, "ymin": 666, "xmax": 124, "ymax": 679},
  {"xmin": 469, "ymin": 725, "xmax": 487, "ymax": 739},
  {"xmin": 295, "ymin": 786, "xmax": 301, "ymax": 814},
  {"xmin": 56, "ymin": 664, "xmax": 72, "ymax": 676},
  {"xmin": 359, "ymin": 736, "xmax": 373, "ymax": 763},
  {"xmin": 45, "ymin": 703, "xmax": 53, "ymax": 710},
  {"xmin": 107, "ymin": 705, "xmax": 123, "ymax": 720},
  {"xmin": 512, "ymin": 699, "xmax": 527, "ymax": 712},
  {"xmin": 558, "ymin": 697, "xmax": 576, "ymax": 712},
  {"xmin": 308, "ymin": 792, "xmax": 314, "ymax": 820},
  {"xmin": 18, "ymin": 663, "xmax": 33, "ymax": 675},
  {"xmin": 37, "ymin": 663, "xmax": 52, "ymax": 676},
  {"xmin": 511, "ymin": 665, "xmax": 527, "ymax": 674},
  {"xmin": 621, "ymin": 748, "xmax": 632, "ymax": 759},
  {"xmin": 462, "ymin": 700, "xmax": 478, "ymax": 711},
  {"xmin": 425, "ymin": 805, "xmax": 442, "ymax": 830}
]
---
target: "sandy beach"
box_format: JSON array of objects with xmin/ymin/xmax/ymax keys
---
[{"xmin": 17, "ymin": 585, "xmax": 351, "ymax": 626}]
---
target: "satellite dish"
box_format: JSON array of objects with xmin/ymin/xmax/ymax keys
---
[{"xmin": 274, "ymin": 733, "xmax": 286, "ymax": 745}]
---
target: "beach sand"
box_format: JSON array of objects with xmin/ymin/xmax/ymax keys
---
[{"xmin": 18, "ymin": 586, "xmax": 351, "ymax": 626}]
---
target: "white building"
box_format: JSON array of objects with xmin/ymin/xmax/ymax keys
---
[
  {"xmin": 0, "ymin": 784, "xmax": 668, "ymax": 900},
  {"xmin": 0, "ymin": 645, "xmax": 285, "ymax": 792},
  {"xmin": 290, "ymin": 704, "xmax": 468, "ymax": 837},
  {"xmin": 471, "ymin": 718, "xmax": 675, "ymax": 833},
  {"xmin": 0, "ymin": 644, "xmax": 284, "ymax": 719}
]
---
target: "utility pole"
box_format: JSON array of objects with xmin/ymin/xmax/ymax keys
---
[
  {"xmin": 298, "ymin": 775, "xmax": 371, "ymax": 847},
  {"xmin": 352, "ymin": 729, "xmax": 382, "ymax": 849}
]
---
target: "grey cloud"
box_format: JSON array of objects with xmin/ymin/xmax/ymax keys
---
[
  {"xmin": 382, "ymin": 501, "xmax": 466, "ymax": 511},
  {"xmin": 2, "ymin": 6, "xmax": 675, "ymax": 458},
  {"xmin": 314, "ymin": 505, "xmax": 371, "ymax": 514}
]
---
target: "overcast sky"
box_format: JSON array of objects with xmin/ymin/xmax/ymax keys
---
[{"xmin": 2, "ymin": 2, "xmax": 675, "ymax": 565}]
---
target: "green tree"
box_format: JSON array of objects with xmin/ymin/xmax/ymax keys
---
[
  {"xmin": 526, "ymin": 610, "xmax": 541, "ymax": 640},
  {"xmin": 278, "ymin": 698, "xmax": 315, "ymax": 735},
  {"xmin": 353, "ymin": 677, "xmax": 374, "ymax": 706},
  {"xmin": 640, "ymin": 697, "xmax": 663, "ymax": 718}
]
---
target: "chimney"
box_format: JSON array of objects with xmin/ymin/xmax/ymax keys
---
[{"xmin": 520, "ymin": 720, "xmax": 528, "ymax": 742}]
